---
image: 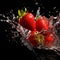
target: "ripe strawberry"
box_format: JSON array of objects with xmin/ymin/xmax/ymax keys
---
[
  {"xmin": 27, "ymin": 30, "xmax": 39, "ymax": 47},
  {"xmin": 36, "ymin": 16, "xmax": 49, "ymax": 31},
  {"xmin": 18, "ymin": 12, "xmax": 36, "ymax": 31},
  {"xmin": 27, "ymin": 30, "xmax": 44, "ymax": 47},
  {"xmin": 44, "ymin": 32, "xmax": 54, "ymax": 47}
]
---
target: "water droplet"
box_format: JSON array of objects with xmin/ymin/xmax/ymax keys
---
[
  {"xmin": 5, "ymin": 30, "xmax": 7, "ymax": 32},
  {"xmin": 49, "ymin": 11, "xmax": 51, "ymax": 13},
  {"xmin": 0, "ymin": 19, "xmax": 3, "ymax": 22},
  {"xmin": 35, "ymin": 2, "xmax": 38, "ymax": 5},
  {"xmin": 53, "ymin": 7, "xmax": 56, "ymax": 10},
  {"xmin": 32, "ymin": 10, "xmax": 34, "ymax": 12},
  {"xmin": 54, "ymin": 17, "xmax": 57, "ymax": 19},
  {"xmin": 56, "ymin": 10, "xmax": 58, "ymax": 13}
]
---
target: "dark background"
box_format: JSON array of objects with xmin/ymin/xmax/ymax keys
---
[
  {"xmin": 0, "ymin": 0, "xmax": 60, "ymax": 16},
  {"xmin": 0, "ymin": 0, "xmax": 60, "ymax": 60}
]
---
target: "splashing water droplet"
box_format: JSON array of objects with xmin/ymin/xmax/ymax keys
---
[
  {"xmin": 35, "ymin": 2, "xmax": 38, "ymax": 5},
  {"xmin": 53, "ymin": 7, "xmax": 56, "ymax": 10}
]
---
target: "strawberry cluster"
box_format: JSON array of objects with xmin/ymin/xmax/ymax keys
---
[{"xmin": 18, "ymin": 8, "xmax": 55, "ymax": 47}]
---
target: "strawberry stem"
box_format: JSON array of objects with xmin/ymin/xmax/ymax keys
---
[
  {"xmin": 18, "ymin": 10, "xmax": 21, "ymax": 17},
  {"xmin": 18, "ymin": 8, "xmax": 27, "ymax": 18},
  {"xmin": 35, "ymin": 15, "xmax": 41, "ymax": 21},
  {"xmin": 21, "ymin": 10, "xmax": 24, "ymax": 17}
]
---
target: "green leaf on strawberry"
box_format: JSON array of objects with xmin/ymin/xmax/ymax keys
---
[
  {"xmin": 18, "ymin": 8, "xmax": 36, "ymax": 31},
  {"xmin": 36, "ymin": 16, "xmax": 49, "ymax": 31}
]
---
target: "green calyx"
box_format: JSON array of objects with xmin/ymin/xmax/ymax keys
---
[
  {"xmin": 18, "ymin": 8, "xmax": 28, "ymax": 19},
  {"xmin": 35, "ymin": 15, "xmax": 41, "ymax": 21},
  {"xmin": 35, "ymin": 34, "xmax": 44, "ymax": 45}
]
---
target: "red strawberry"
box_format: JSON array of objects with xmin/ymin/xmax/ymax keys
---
[
  {"xmin": 18, "ymin": 13, "xmax": 36, "ymax": 31},
  {"xmin": 36, "ymin": 16, "xmax": 49, "ymax": 31},
  {"xmin": 44, "ymin": 32, "xmax": 54, "ymax": 47},
  {"xmin": 27, "ymin": 30, "xmax": 39, "ymax": 47},
  {"xmin": 27, "ymin": 30, "xmax": 44, "ymax": 47}
]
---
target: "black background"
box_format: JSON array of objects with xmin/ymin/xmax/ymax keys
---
[{"xmin": 0, "ymin": 0, "xmax": 60, "ymax": 16}]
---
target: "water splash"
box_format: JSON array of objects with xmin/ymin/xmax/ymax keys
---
[{"xmin": 0, "ymin": 8, "xmax": 60, "ymax": 56}]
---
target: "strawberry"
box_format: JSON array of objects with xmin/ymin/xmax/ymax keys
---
[
  {"xmin": 18, "ymin": 9, "xmax": 36, "ymax": 31},
  {"xmin": 44, "ymin": 32, "xmax": 54, "ymax": 47},
  {"xmin": 27, "ymin": 30, "xmax": 44, "ymax": 47},
  {"xmin": 36, "ymin": 16, "xmax": 49, "ymax": 32},
  {"xmin": 27, "ymin": 30, "xmax": 39, "ymax": 47}
]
